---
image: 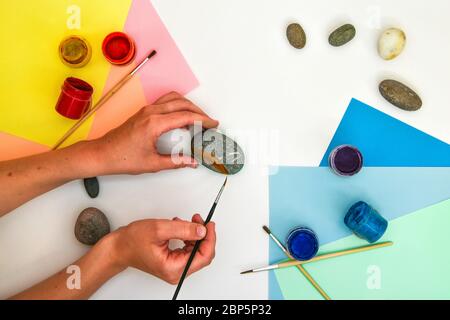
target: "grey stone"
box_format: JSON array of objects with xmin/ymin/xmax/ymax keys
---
[
  {"xmin": 191, "ymin": 129, "xmax": 244, "ymax": 175},
  {"xmin": 286, "ymin": 23, "xmax": 306, "ymax": 49},
  {"xmin": 379, "ymin": 79, "xmax": 422, "ymax": 111},
  {"xmin": 84, "ymin": 177, "xmax": 99, "ymax": 198},
  {"xmin": 329, "ymin": 24, "xmax": 356, "ymax": 47},
  {"xmin": 74, "ymin": 207, "xmax": 110, "ymax": 246}
]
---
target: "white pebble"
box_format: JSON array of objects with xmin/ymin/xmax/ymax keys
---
[{"xmin": 378, "ymin": 28, "xmax": 406, "ymax": 60}]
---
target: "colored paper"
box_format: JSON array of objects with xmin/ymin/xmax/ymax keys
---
[
  {"xmin": 270, "ymin": 98, "xmax": 450, "ymax": 299},
  {"xmin": 274, "ymin": 199, "xmax": 450, "ymax": 299},
  {"xmin": 88, "ymin": 0, "xmax": 199, "ymax": 139},
  {"xmin": 0, "ymin": 0, "xmax": 132, "ymax": 147},
  {"xmin": 0, "ymin": 0, "xmax": 199, "ymax": 153},
  {"xmin": 269, "ymin": 167, "xmax": 450, "ymax": 259},
  {"xmin": 320, "ymin": 99, "xmax": 450, "ymax": 167}
]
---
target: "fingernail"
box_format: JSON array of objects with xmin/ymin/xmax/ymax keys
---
[{"xmin": 197, "ymin": 225, "xmax": 206, "ymax": 237}]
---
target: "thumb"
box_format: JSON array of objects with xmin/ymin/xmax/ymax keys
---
[{"xmin": 154, "ymin": 220, "xmax": 207, "ymax": 241}]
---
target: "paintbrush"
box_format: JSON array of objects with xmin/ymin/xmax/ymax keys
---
[
  {"xmin": 52, "ymin": 50, "xmax": 157, "ymax": 150},
  {"xmin": 262, "ymin": 226, "xmax": 331, "ymax": 300},
  {"xmin": 241, "ymin": 241, "xmax": 393, "ymax": 274},
  {"xmin": 172, "ymin": 177, "xmax": 228, "ymax": 300}
]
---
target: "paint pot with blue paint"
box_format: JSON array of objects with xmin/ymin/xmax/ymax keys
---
[
  {"xmin": 328, "ymin": 145, "xmax": 363, "ymax": 176},
  {"xmin": 344, "ymin": 201, "xmax": 388, "ymax": 243},
  {"xmin": 286, "ymin": 227, "xmax": 319, "ymax": 260}
]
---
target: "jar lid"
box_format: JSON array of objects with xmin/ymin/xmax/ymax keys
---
[
  {"xmin": 102, "ymin": 32, "xmax": 136, "ymax": 65},
  {"xmin": 59, "ymin": 36, "xmax": 92, "ymax": 68}
]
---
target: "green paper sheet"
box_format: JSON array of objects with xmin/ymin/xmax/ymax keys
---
[{"xmin": 274, "ymin": 199, "xmax": 450, "ymax": 300}]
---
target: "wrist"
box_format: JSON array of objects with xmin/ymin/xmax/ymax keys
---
[
  {"xmin": 93, "ymin": 230, "xmax": 128, "ymax": 276},
  {"xmin": 64, "ymin": 139, "xmax": 109, "ymax": 178}
]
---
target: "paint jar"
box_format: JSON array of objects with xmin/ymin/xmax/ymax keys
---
[
  {"xmin": 286, "ymin": 227, "xmax": 319, "ymax": 261},
  {"xmin": 102, "ymin": 32, "xmax": 136, "ymax": 65},
  {"xmin": 344, "ymin": 201, "xmax": 388, "ymax": 243},
  {"xmin": 59, "ymin": 36, "xmax": 92, "ymax": 68},
  {"xmin": 55, "ymin": 77, "xmax": 93, "ymax": 120},
  {"xmin": 329, "ymin": 145, "xmax": 363, "ymax": 176}
]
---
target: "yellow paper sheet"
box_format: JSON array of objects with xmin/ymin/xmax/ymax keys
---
[{"xmin": 0, "ymin": 0, "xmax": 132, "ymax": 147}]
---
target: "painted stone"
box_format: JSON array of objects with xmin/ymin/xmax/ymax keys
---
[
  {"xmin": 191, "ymin": 129, "xmax": 245, "ymax": 175},
  {"xmin": 84, "ymin": 177, "xmax": 99, "ymax": 198},
  {"xmin": 286, "ymin": 23, "xmax": 306, "ymax": 49},
  {"xmin": 379, "ymin": 79, "xmax": 422, "ymax": 111},
  {"xmin": 74, "ymin": 207, "xmax": 110, "ymax": 245},
  {"xmin": 378, "ymin": 28, "xmax": 406, "ymax": 60},
  {"xmin": 328, "ymin": 24, "xmax": 356, "ymax": 47}
]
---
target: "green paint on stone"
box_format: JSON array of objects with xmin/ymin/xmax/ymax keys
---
[{"xmin": 191, "ymin": 129, "xmax": 244, "ymax": 175}]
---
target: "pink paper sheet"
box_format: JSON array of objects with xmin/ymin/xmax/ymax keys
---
[{"xmin": 0, "ymin": 0, "xmax": 199, "ymax": 158}]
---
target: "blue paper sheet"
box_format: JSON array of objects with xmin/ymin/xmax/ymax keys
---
[{"xmin": 320, "ymin": 99, "xmax": 450, "ymax": 167}]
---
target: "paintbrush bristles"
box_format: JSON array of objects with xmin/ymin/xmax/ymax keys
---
[
  {"xmin": 148, "ymin": 50, "xmax": 157, "ymax": 59},
  {"xmin": 262, "ymin": 225, "xmax": 271, "ymax": 235},
  {"xmin": 240, "ymin": 270, "xmax": 252, "ymax": 275}
]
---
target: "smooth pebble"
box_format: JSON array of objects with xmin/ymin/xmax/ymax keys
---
[
  {"xmin": 84, "ymin": 177, "xmax": 99, "ymax": 198},
  {"xmin": 74, "ymin": 207, "xmax": 110, "ymax": 245},
  {"xmin": 191, "ymin": 129, "xmax": 245, "ymax": 175},
  {"xmin": 379, "ymin": 79, "xmax": 422, "ymax": 111},
  {"xmin": 378, "ymin": 28, "xmax": 406, "ymax": 60},
  {"xmin": 329, "ymin": 24, "xmax": 356, "ymax": 47},
  {"xmin": 286, "ymin": 23, "xmax": 306, "ymax": 49}
]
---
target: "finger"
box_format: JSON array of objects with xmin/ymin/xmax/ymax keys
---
[
  {"xmin": 151, "ymin": 99, "xmax": 208, "ymax": 116},
  {"xmin": 156, "ymin": 111, "xmax": 219, "ymax": 136},
  {"xmin": 156, "ymin": 155, "xmax": 198, "ymax": 171},
  {"xmin": 154, "ymin": 91, "xmax": 183, "ymax": 104},
  {"xmin": 154, "ymin": 220, "xmax": 207, "ymax": 241},
  {"xmin": 185, "ymin": 222, "xmax": 216, "ymax": 275},
  {"xmin": 192, "ymin": 213, "xmax": 205, "ymax": 224}
]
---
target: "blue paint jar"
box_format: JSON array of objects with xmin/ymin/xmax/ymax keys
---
[
  {"xmin": 344, "ymin": 201, "xmax": 388, "ymax": 243},
  {"xmin": 286, "ymin": 227, "xmax": 319, "ymax": 261}
]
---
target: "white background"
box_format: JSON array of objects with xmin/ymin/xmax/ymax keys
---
[{"xmin": 1, "ymin": 0, "xmax": 449, "ymax": 299}]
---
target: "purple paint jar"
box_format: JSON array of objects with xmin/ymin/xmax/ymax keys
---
[{"xmin": 329, "ymin": 145, "xmax": 363, "ymax": 176}]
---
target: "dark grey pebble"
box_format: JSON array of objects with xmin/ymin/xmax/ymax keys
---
[
  {"xmin": 379, "ymin": 79, "xmax": 422, "ymax": 111},
  {"xmin": 191, "ymin": 129, "xmax": 244, "ymax": 175},
  {"xmin": 329, "ymin": 24, "xmax": 356, "ymax": 47},
  {"xmin": 74, "ymin": 207, "xmax": 110, "ymax": 246},
  {"xmin": 286, "ymin": 23, "xmax": 306, "ymax": 49},
  {"xmin": 83, "ymin": 177, "xmax": 99, "ymax": 198}
]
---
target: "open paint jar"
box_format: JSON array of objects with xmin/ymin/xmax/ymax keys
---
[
  {"xmin": 344, "ymin": 201, "xmax": 388, "ymax": 243},
  {"xmin": 102, "ymin": 32, "xmax": 136, "ymax": 65},
  {"xmin": 329, "ymin": 145, "xmax": 363, "ymax": 176},
  {"xmin": 55, "ymin": 77, "xmax": 93, "ymax": 120},
  {"xmin": 286, "ymin": 227, "xmax": 319, "ymax": 261},
  {"xmin": 59, "ymin": 36, "xmax": 92, "ymax": 68}
]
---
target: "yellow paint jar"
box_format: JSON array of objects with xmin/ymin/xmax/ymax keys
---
[{"xmin": 59, "ymin": 36, "xmax": 92, "ymax": 68}]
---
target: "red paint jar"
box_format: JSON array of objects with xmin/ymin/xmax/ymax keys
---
[
  {"xmin": 55, "ymin": 77, "xmax": 94, "ymax": 120},
  {"xmin": 102, "ymin": 32, "xmax": 136, "ymax": 65}
]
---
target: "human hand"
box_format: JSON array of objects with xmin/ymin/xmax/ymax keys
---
[
  {"xmin": 110, "ymin": 214, "xmax": 216, "ymax": 284},
  {"xmin": 92, "ymin": 92, "xmax": 219, "ymax": 175}
]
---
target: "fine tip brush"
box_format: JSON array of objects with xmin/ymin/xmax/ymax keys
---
[
  {"xmin": 172, "ymin": 177, "xmax": 228, "ymax": 300},
  {"xmin": 241, "ymin": 241, "xmax": 393, "ymax": 274},
  {"xmin": 260, "ymin": 225, "xmax": 331, "ymax": 300}
]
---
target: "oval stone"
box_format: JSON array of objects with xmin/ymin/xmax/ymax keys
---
[
  {"xmin": 83, "ymin": 177, "xmax": 99, "ymax": 198},
  {"xmin": 74, "ymin": 207, "xmax": 110, "ymax": 245},
  {"xmin": 378, "ymin": 28, "xmax": 406, "ymax": 60},
  {"xmin": 191, "ymin": 129, "xmax": 245, "ymax": 175},
  {"xmin": 379, "ymin": 80, "xmax": 422, "ymax": 111},
  {"xmin": 329, "ymin": 24, "xmax": 356, "ymax": 47},
  {"xmin": 286, "ymin": 23, "xmax": 306, "ymax": 49}
]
